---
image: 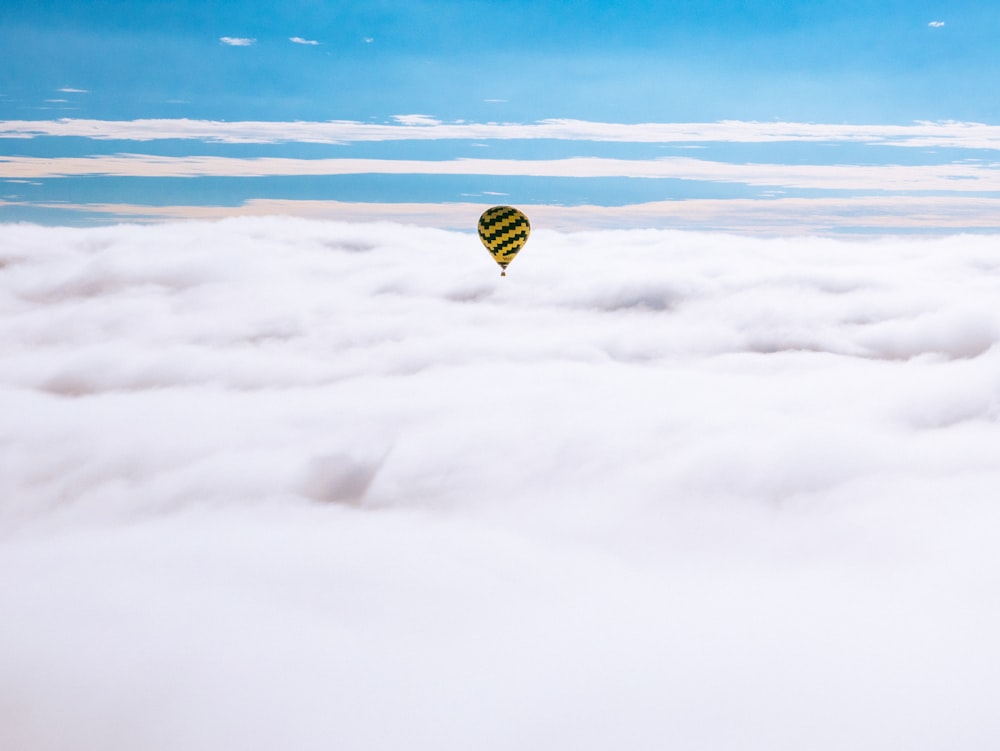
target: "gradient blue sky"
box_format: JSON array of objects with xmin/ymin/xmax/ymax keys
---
[{"xmin": 3, "ymin": 0, "xmax": 1000, "ymax": 231}]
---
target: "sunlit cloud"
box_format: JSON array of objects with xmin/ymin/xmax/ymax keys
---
[
  {"xmin": 290, "ymin": 36, "xmax": 320, "ymax": 45},
  {"xmin": 929, "ymin": 21, "xmax": 945, "ymax": 28},
  {"xmin": 57, "ymin": 87, "xmax": 89, "ymax": 94},
  {"xmin": 220, "ymin": 36, "xmax": 256, "ymax": 46}
]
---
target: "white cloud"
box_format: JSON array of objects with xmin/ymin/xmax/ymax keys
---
[
  {"xmin": 2, "ymin": 219, "xmax": 1000, "ymax": 750},
  {"xmin": 290, "ymin": 36, "xmax": 320, "ymax": 45},
  {"xmin": 5, "ymin": 153, "xmax": 1000, "ymax": 194},
  {"xmin": 391, "ymin": 114, "xmax": 442, "ymax": 127},
  {"xmin": 929, "ymin": 20, "xmax": 945, "ymax": 27},
  {"xmin": 57, "ymin": 87, "xmax": 89, "ymax": 94},
  {"xmin": 4, "ymin": 117, "xmax": 1000, "ymax": 150},
  {"xmin": 220, "ymin": 36, "xmax": 256, "ymax": 46}
]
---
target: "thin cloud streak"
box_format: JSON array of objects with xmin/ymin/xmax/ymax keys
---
[
  {"xmin": 392, "ymin": 114, "xmax": 443, "ymax": 126},
  {"xmin": 290, "ymin": 37, "xmax": 320, "ymax": 45},
  {"xmin": 4, "ymin": 118, "xmax": 1000, "ymax": 149},
  {"xmin": 5, "ymin": 154, "xmax": 1000, "ymax": 192},
  {"xmin": 220, "ymin": 37, "xmax": 256, "ymax": 46}
]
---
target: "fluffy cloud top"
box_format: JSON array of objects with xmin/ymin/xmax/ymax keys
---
[{"xmin": 2, "ymin": 219, "xmax": 1000, "ymax": 750}]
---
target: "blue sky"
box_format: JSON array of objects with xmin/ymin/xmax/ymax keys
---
[{"xmin": 3, "ymin": 0, "xmax": 1000, "ymax": 231}]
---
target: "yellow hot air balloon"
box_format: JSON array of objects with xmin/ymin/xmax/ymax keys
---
[{"xmin": 478, "ymin": 206, "xmax": 530, "ymax": 277}]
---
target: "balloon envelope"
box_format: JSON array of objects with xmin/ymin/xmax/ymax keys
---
[{"xmin": 478, "ymin": 206, "xmax": 530, "ymax": 275}]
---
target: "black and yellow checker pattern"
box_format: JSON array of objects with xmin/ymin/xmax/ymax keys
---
[{"xmin": 478, "ymin": 206, "xmax": 530, "ymax": 276}]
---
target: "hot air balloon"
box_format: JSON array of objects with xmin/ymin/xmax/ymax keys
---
[{"xmin": 478, "ymin": 206, "xmax": 530, "ymax": 277}]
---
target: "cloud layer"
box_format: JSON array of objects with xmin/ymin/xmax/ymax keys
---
[
  {"xmin": 4, "ymin": 153, "xmax": 1000, "ymax": 192},
  {"xmin": 5, "ymin": 117, "xmax": 1000, "ymax": 148},
  {"xmin": 5, "ymin": 116, "xmax": 1000, "ymax": 231},
  {"xmin": 2, "ymin": 219, "xmax": 1000, "ymax": 750}
]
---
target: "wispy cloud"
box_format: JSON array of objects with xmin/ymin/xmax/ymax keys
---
[
  {"xmin": 928, "ymin": 20, "xmax": 945, "ymax": 28},
  {"xmin": 7, "ymin": 115, "xmax": 1000, "ymax": 235},
  {"xmin": 290, "ymin": 36, "xmax": 320, "ymax": 45},
  {"xmin": 220, "ymin": 37, "xmax": 256, "ymax": 46},
  {"xmin": 4, "ymin": 118, "xmax": 1000, "ymax": 150},
  {"xmin": 392, "ymin": 114, "xmax": 442, "ymax": 127},
  {"xmin": 57, "ymin": 88, "xmax": 89, "ymax": 94},
  {"xmin": 5, "ymin": 154, "xmax": 1000, "ymax": 194}
]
